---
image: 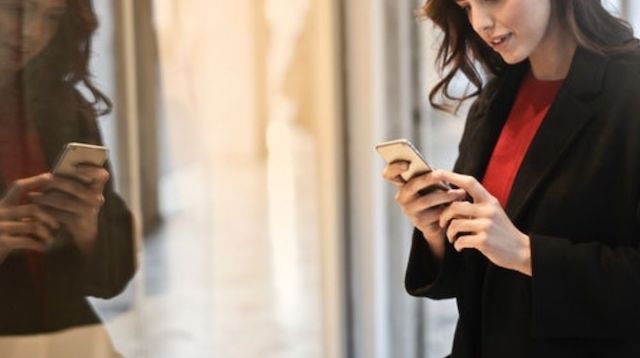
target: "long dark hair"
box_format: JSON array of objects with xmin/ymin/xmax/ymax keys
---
[
  {"xmin": 420, "ymin": 0, "xmax": 639, "ymax": 111},
  {"xmin": 24, "ymin": 0, "xmax": 112, "ymax": 116}
]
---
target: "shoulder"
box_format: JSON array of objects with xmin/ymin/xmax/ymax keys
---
[
  {"xmin": 601, "ymin": 48, "xmax": 640, "ymax": 93},
  {"xmin": 590, "ymin": 48, "xmax": 640, "ymax": 130},
  {"xmin": 49, "ymin": 86, "xmax": 101, "ymax": 143},
  {"xmin": 608, "ymin": 47, "xmax": 640, "ymax": 72}
]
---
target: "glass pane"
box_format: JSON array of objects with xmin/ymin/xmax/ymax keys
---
[{"xmin": 0, "ymin": 1, "xmax": 135, "ymax": 357}]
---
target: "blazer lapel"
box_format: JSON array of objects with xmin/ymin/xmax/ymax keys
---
[{"xmin": 505, "ymin": 47, "xmax": 609, "ymax": 221}]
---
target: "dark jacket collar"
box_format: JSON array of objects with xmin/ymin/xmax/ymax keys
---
[{"xmin": 462, "ymin": 47, "xmax": 609, "ymax": 221}]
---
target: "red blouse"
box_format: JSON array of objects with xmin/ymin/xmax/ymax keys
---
[
  {"xmin": 0, "ymin": 88, "xmax": 49, "ymax": 314},
  {"xmin": 481, "ymin": 72, "xmax": 564, "ymax": 208}
]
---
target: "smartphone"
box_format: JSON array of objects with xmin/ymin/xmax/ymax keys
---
[
  {"xmin": 376, "ymin": 138, "xmax": 451, "ymax": 195},
  {"xmin": 375, "ymin": 138, "xmax": 436, "ymax": 181},
  {"xmin": 52, "ymin": 142, "xmax": 109, "ymax": 177}
]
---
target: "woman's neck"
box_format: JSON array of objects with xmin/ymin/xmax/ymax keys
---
[{"xmin": 528, "ymin": 18, "xmax": 577, "ymax": 81}]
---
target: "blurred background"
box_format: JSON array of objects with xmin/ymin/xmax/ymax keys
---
[{"xmin": 26, "ymin": 0, "xmax": 638, "ymax": 357}]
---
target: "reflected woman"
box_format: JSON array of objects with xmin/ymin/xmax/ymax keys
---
[
  {"xmin": 0, "ymin": 0, "xmax": 135, "ymax": 339},
  {"xmin": 383, "ymin": 0, "xmax": 640, "ymax": 356}
]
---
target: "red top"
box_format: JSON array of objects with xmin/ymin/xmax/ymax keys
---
[
  {"xmin": 0, "ymin": 92, "xmax": 48, "ymax": 182},
  {"xmin": 481, "ymin": 72, "xmax": 564, "ymax": 208},
  {"xmin": 0, "ymin": 88, "xmax": 49, "ymax": 315}
]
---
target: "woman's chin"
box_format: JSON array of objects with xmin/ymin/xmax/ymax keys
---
[{"xmin": 498, "ymin": 52, "xmax": 527, "ymax": 65}]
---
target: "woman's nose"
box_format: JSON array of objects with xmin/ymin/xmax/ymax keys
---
[{"xmin": 469, "ymin": 5, "xmax": 494, "ymax": 35}]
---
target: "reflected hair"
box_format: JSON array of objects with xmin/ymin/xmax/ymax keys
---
[
  {"xmin": 25, "ymin": 0, "xmax": 112, "ymax": 115},
  {"xmin": 420, "ymin": 0, "xmax": 639, "ymax": 111}
]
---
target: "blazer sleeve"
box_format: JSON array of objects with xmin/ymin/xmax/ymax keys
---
[
  {"xmin": 404, "ymin": 83, "xmax": 495, "ymax": 299},
  {"xmin": 51, "ymin": 98, "xmax": 136, "ymax": 299},
  {"xmin": 529, "ymin": 214, "xmax": 640, "ymax": 339},
  {"xmin": 82, "ymin": 107, "xmax": 136, "ymax": 298},
  {"xmin": 405, "ymin": 228, "xmax": 461, "ymax": 299}
]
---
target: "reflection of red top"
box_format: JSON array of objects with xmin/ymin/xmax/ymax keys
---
[
  {"xmin": 482, "ymin": 72, "xmax": 564, "ymax": 208},
  {"xmin": 0, "ymin": 90, "xmax": 48, "ymax": 182},
  {"xmin": 0, "ymin": 85, "xmax": 49, "ymax": 315}
]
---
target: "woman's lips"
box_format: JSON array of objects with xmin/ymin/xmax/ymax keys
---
[{"xmin": 489, "ymin": 33, "xmax": 512, "ymax": 51}]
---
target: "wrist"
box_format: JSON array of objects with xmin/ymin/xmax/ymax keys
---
[{"xmin": 519, "ymin": 234, "xmax": 532, "ymax": 276}]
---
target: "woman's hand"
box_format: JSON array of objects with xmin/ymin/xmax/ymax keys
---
[
  {"xmin": 383, "ymin": 162, "xmax": 468, "ymax": 261},
  {"xmin": 433, "ymin": 170, "xmax": 532, "ymax": 276},
  {"xmin": 0, "ymin": 174, "xmax": 60, "ymax": 263},
  {"xmin": 29, "ymin": 165, "xmax": 110, "ymax": 255}
]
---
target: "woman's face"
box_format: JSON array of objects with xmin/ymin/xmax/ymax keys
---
[
  {"xmin": 0, "ymin": 0, "xmax": 67, "ymax": 73},
  {"xmin": 454, "ymin": 0, "xmax": 552, "ymax": 64}
]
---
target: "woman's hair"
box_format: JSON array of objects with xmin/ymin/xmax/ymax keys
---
[
  {"xmin": 420, "ymin": 0, "xmax": 639, "ymax": 111},
  {"xmin": 25, "ymin": 0, "xmax": 112, "ymax": 116}
]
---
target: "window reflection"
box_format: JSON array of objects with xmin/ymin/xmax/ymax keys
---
[{"xmin": 0, "ymin": 0, "xmax": 134, "ymax": 356}]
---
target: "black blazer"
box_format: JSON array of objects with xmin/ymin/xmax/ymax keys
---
[
  {"xmin": 0, "ymin": 90, "xmax": 135, "ymax": 334},
  {"xmin": 406, "ymin": 47, "xmax": 640, "ymax": 357}
]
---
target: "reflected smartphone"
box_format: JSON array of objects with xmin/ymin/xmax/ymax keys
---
[{"xmin": 52, "ymin": 142, "xmax": 109, "ymax": 177}]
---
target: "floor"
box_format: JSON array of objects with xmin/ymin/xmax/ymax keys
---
[
  {"xmin": 91, "ymin": 157, "xmax": 323, "ymax": 358},
  {"xmin": 88, "ymin": 157, "xmax": 458, "ymax": 358}
]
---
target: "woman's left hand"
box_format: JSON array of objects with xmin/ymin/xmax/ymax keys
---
[
  {"xmin": 432, "ymin": 170, "xmax": 532, "ymax": 276},
  {"xmin": 29, "ymin": 165, "xmax": 110, "ymax": 255}
]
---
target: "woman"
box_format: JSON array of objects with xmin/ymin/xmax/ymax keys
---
[
  {"xmin": 383, "ymin": 0, "xmax": 640, "ymax": 356},
  {"xmin": 0, "ymin": 0, "xmax": 135, "ymax": 335}
]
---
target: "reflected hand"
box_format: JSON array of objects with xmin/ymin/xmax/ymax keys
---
[
  {"xmin": 383, "ymin": 162, "xmax": 467, "ymax": 261},
  {"xmin": 434, "ymin": 171, "xmax": 532, "ymax": 276},
  {"xmin": 30, "ymin": 165, "xmax": 110, "ymax": 255},
  {"xmin": 0, "ymin": 174, "xmax": 60, "ymax": 263}
]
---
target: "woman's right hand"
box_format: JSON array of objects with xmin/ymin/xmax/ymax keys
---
[
  {"xmin": 383, "ymin": 162, "xmax": 467, "ymax": 261},
  {"xmin": 0, "ymin": 174, "xmax": 60, "ymax": 264}
]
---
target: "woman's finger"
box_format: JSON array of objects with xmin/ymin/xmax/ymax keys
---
[
  {"xmin": 2, "ymin": 174, "xmax": 53, "ymax": 205},
  {"xmin": 45, "ymin": 176, "xmax": 99, "ymax": 203},
  {"xmin": 405, "ymin": 188, "xmax": 467, "ymax": 216},
  {"xmin": 446, "ymin": 218, "xmax": 490, "ymax": 243},
  {"xmin": 382, "ymin": 161, "xmax": 409, "ymax": 186},
  {"xmin": 0, "ymin": 204, "xmax": 60, "ymax": 230},
  {"xmin": 396, "ymin": 172, "xmax": 446, "ymax": 205},
  {"xmin": 403, "ymin": 171, "xmax": 446, "ymax": 197},
  {"xmin": 0, "ymin": 221, "xmax": 54, "ymax": 245},
  {"xmin": 452, "ymin": 233, "xmax": 487, "ymax": 252},
  {"xmin": 413, "ymin": 205, "xmax": 448, "ymax": 228},
  {"xmin": 0, "ymin": 205, "xmax": 60, "ymax": 231},
  {"xmin": 431, "ymin": 170, "xmax": 492, "ymax": 203},
  {"xmin": 0, "ymin": 235, "xmax": 47, "ymax": 252},
  {"xmin": 36, "ymin": 180, "xmax": 105, "ymax": 209},
  {"xmin": 74, "ymin": 165, "xmax": 110, "ymax": 187},
  {"xmin": 439, "ymin": 200, "xmax": 479, "ymax": 228},
  {"xmin": 41, "ymin": 206, "xmax": 81, "ymax": 225},
  {"xmin": 29, "ymin": 191, "xmax": 94, "ymax": 216}
]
